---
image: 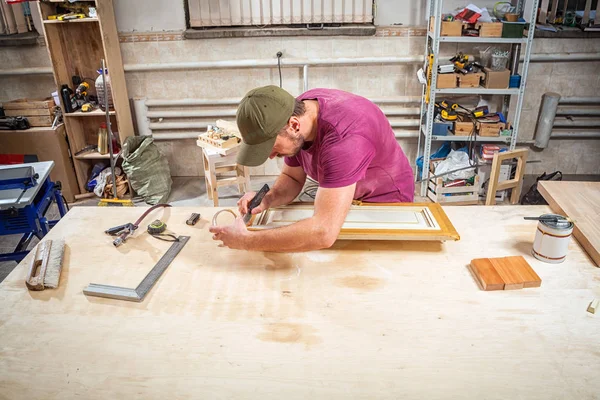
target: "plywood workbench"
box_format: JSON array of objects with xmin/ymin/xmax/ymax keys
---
[{"xmin": 0, "ymin": 206, "xmax": 599, "ymax": 399}]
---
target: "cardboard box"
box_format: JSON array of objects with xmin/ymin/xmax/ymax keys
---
[
  {"xmin": 429, "ymin": 17, "xmax": 463, "ymax": 36},
  {"xmin": 454, "ymin": 121, "xmax": 475, "ymax": 135},
  {"xmin": 477, "ymin": 122, "xmax": 506, "ymax": 137},
  {"xmin": 437, "ymin": 73, "xmax": 458, "ymax": 88},
  {"xmin": 483, "ymin": 68, "xmax": 510, "ymax": 89},
  {"xmin": 475, "ymin": 22, "xmax": 503, "ymax": 37},
  {"xmin": 0, "ymin": 124, "xmax": 79, "ymax": 202},
  {"xmin": 458, "ymin": 72, "xmax": 484, "ymax": 88}
]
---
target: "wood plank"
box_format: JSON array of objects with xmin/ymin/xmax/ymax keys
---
[
  {"xmin": 2, "ymin": 99, "xmax": 54, "ymax": 110},
  {"xmin": 538, "ymin": 181, "xmax": 600, "ymax": 267},
  {"xmin": 489, "ymin": 257, "xmax": 524, "ymax": 290},
  {"xmin": 504, "ymin": 256, "xmax": 542, "ymax": 288},
  {"xmin": 1, "ymin": 205, "xmax": 599, "ymax": 398},
  {"xmin": 96, "ymin": 0, "xmax": 134, "ymax": 141},
  {"xmin": 4, "ymin": 107, "xmax": 55, "ymax": 117},
  {"xmin": 11, "ymin": 3, "xmax": 27, "ymax": 34},
  {"xmin": 469, "ymin": 258, "xmax": 505, "ymax": 291}
]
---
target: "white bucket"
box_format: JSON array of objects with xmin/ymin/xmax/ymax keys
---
[{"xmin": 532, "ymin": 214, "xmax": 574, "ymax": 263}]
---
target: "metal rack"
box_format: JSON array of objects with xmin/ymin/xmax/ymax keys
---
[{"xmin": 417, "ymin": 0, "xmax": 540, "ymax": 196}]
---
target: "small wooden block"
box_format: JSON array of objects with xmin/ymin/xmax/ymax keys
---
[
  {"xmin": 470, "ymin": 258, "xmax": 505, "ymax": 291},
  {"xmin": 504, "ymin": 256, "xmax": 541, "ymax": 288},
  {"xmin": 588, "ymin": 299, "xmax": 598, "ymax": 314},
  {"xmin": 489, "ymin": 257, "xmax": 524, "ymax": 290}
]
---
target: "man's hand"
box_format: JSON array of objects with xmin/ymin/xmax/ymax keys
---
[
  {"xmin": 209, "ymin": 216, "xmax": 249, "ymax": 250},
  {"xmin": 237, "ymin": 191, "xmax": 270, "ymax": 216}
]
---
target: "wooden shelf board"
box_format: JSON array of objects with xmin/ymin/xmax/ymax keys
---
[
  {"xmin": 65, "ymin": 109, "xmax": 116, "ymax": 118},
  {"xmin": 43, "ymin": 18, "xmax": 99, "ymax": 24},
  {"xmin": 74, "ymin": 151, "xmax": 121, "ymax": 160}
]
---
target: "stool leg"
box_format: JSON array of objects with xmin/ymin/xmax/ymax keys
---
[
  {"xmin": 243, "ymin": 166, "xmax": 251, "ymax": 193},
  {"xmin": 203, "ymin": 151, "xmax": 213, "ymax": 201},
  {"xmin": 236, "ymin": 165, "xmax": 245, "ymax": 194},
  {"xmin": 206, "ymin": 157, "xmax": 219, "ymax": 207}
]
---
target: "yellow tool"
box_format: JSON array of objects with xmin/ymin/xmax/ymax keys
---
[
  {"xmin": 438, "ymin": 101, "xmax": 459, "ymax": 121},
  {"xmin": 425, "ymin": 53, "xmax": 434, "ymax": 104},
  {"xmin": 58, "ymin": 13, "xmax": 86, "ymax": 21},
  {"xmin": 81, "ymin": 103, "xmax": 93, "ymax": 112}
]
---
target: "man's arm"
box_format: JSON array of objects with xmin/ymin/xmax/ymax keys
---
[
  {"xmin": 238, "ymin": 164, "xmax": 306, "ymax": 215},
  {"xmin": 214, "ymin": 183, "xmax": 356, "ymax": 252}
]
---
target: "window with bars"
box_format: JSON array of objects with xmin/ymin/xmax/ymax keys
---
[{"xmin": 187, "ymin": 0, "xmax": 374, "ymax": 28}]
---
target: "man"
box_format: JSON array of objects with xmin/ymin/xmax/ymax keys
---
[{"xmin": 209, "ymin": 86, "xmax": 414, "ymax": 252}]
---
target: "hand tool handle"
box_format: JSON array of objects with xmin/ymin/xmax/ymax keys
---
[{"xmin": 243, "ymin": 184, "xmax": 270, "ymax": 224}]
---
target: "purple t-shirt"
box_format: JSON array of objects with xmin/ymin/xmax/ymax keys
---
[{"xmin": 285, "ymin": 89, "xmax": 415, "ymax": 203}]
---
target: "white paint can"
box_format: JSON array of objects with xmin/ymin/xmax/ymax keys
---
[{"xmin": 532, "ymin": 214, "xmax": 574, "ymax": 264}]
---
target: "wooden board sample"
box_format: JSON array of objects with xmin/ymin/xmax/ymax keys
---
[
  {"xmin": 538, "ymin": 181, "xmax": 600, "ymax": 267},
  {"xmin": 470, "ymin": 256, "xmax": 541, "ymax": 291},
  {"xmin": 249, "ymin": 203, "xmax": 460, "ymax": 242},
  {"xmin": 470, "ymin": 258, "xmax": 505, "ymax": 290}
]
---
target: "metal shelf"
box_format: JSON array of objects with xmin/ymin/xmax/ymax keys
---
[
  {"xmin": 421, "ymin": 127, "xmax": 513, "ymax": 142},
  {"xmin": 427, "ymin": 31, "xmax": 527, "ymax": 44},
  {"xmin": 434, "ymin": 87, "xmax": 520, "ymax": 95},
  {"xmin": 416, "ymin": 0, "xmax": 539, "ymax": 197}
]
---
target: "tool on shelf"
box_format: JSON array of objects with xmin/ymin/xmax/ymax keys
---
[
  {"xmin": 437, "ymin": 101, "xmax": 459, "ymax": 121},
  {"xmin": 25, "ymin": 240, "xmax": 65, "ymax": 291},
  {"xmin": 243, "ymin": 184, "xmax": 270, "ymax": 224},
  {"xmin": 105, "ymin": 204, "xmax": 171, "ymax": 247}
]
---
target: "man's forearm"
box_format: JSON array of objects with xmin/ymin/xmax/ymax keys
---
[
  {"xmin": 265, "ymin": 172, "xmax": 304, "ymax": 208},
  {"xmin": 244, "ymin": 217, "xmax": 336, "ymax": 252}
]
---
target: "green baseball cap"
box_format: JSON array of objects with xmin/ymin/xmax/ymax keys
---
[{"xmin": 236, "ymin": 85, "xmax": 295, "ymax": 167}]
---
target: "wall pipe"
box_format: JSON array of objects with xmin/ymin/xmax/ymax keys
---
[
  {"xmin": 557, "ymin": 97, "xmax": 600, "ymax": 105},
  {"xmin": 534, "ymin": 92, "xmax": 561, "ymax": 148},
  {"xmin": 151, "ymin": 130, "xmax": 421, "ymax": 140},
  {"xmin": 149, "ymin": 119, "xmax": 420, "ymax": 130},
  {"xmin": 303, "ymin": 64, "xmax": 309, "ymax": 92},
  {"xmin": 144, "ymin": 96, "xmax": 421, "ymax": 106},
  {"xmin": 2, "ymin": 53, "xmax": 600, "ymax": 77},
  {"xmin": 556, "ymin": 108, "xmax": 600, "ymax": 116}
]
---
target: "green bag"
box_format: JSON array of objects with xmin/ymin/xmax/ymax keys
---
[{"xmin": 121, "ymin": 136, "xmax": 172, "ymax": 205}]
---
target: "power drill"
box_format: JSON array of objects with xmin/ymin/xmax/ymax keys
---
[{"xmin": 73, "ymin": 76, "xmax": 94, "ymax": 112}]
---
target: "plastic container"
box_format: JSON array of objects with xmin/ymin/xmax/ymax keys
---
[
  {"xmin": 95, "ymin": 68, "xmax": 114, "ymax": 111},
  {"xmin": 509, "ymin": 74, "xmax": 521, "ymax": 88},
  {"xmin": 97, "ymin": 122, "xmax": 108, "ymax": 155},
  {"xmin": 491, "ymin": 53, "xmax": 509, "ymax": 71},
  {"xmin": 502, "ymin": 18, "xmax": 527, "ymax": 38}
]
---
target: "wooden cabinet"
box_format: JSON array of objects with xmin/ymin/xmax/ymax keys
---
[{"xmin": 37, "ymin": 0, "xmax": 133, "ymax": 194}]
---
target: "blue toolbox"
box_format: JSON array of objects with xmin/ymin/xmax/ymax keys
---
[{"xmin": 0, "ymin": 161, "xmax": 67, "ymax": 262}]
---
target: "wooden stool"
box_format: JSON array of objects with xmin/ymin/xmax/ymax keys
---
[
  {"xmin": 201, "ymin": 147, "xmax": 250, "ymax": 206},
  {"xmin": 485, "ymin": 148, "xmax": 529, "ymax": 205}
]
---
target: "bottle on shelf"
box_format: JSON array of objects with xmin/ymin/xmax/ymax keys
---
[
  {"xmin": 95, "ymin": 68, "xmax": 113, "ymax": 111},
  {"xmin": 97, "ymin": 122, "xmax": 108, "ymax": 155}
]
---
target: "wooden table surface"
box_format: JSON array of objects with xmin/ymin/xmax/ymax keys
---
[{"xmin": 1, "ymin": 206, "xmax": 599, "ymax": 399}]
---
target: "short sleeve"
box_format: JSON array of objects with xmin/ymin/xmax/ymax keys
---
[
  {"xmin": 284, "ymin": 155, "xmax": 301, "ymax": 167},
  {"xmin": 318, "ymin": 135, "xmax": 375, "ymax": 188}
]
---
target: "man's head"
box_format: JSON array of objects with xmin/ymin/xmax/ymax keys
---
[{"xmin": 236, "ymin": 86, "xmax": 307, "ymax": 167}]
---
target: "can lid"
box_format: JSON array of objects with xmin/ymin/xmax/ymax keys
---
[
  {"xmin": 100, "ymin": 122, "xmax": 107, "ymax": 128},
  {"xmin": 540, "ymin": 213, "xmax": 573, "ymax": 230}
]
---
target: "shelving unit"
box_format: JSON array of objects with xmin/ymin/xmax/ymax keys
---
[
  {"xmin": 38, "ymin": 0, "xmax": 133, "ymax": 194},
  {"xmin": 416, "ymin": 0, "xmax": 539, "ymax": 196}
]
